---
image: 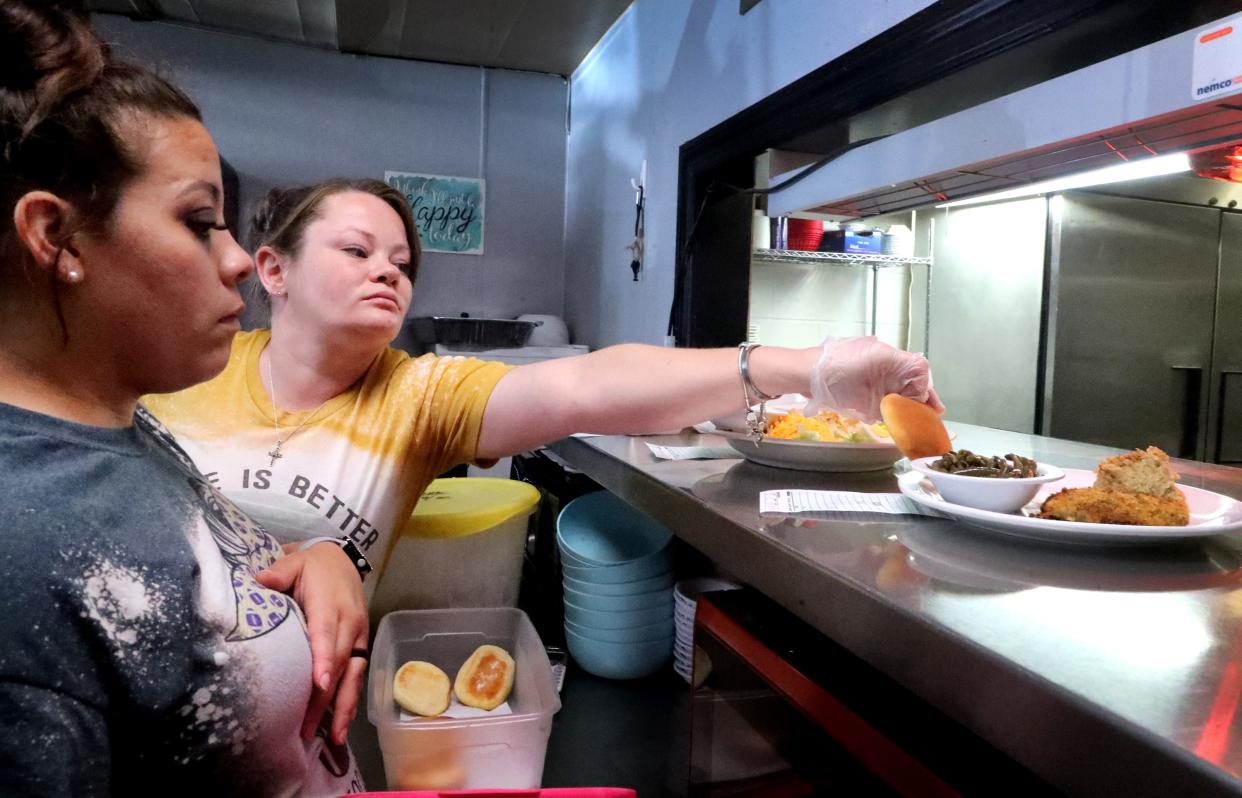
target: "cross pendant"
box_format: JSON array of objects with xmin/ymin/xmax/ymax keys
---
[{"xmin": 268, "ymin": 441, "xmax": 283, "ymax": 467}]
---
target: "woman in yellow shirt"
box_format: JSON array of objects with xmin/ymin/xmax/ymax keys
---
[{"xmin": 143, "ymin": 176, "xmax": 941, "ymax": 724}]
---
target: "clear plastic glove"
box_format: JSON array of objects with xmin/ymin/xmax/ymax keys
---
[{"xmin": 803, "ymin": 336, "xmax": 943, "ymax": 423}]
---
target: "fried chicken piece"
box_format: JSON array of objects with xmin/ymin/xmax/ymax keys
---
[
  {"xmin": 1038, "ymin": 487, "xmax": 1189, "ymax": 526},
  {"xmin": 1094, "ymin": 446, "xmax": 1182, "ymax": 500}
]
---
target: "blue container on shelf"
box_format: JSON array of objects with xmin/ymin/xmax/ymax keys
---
[{"xmin": 819, "ymin": 228, "xmax": 883, "ymax": 254}]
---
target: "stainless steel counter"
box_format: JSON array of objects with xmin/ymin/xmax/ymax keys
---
[{"xmin": 548, "ymin": 423, "xmax": 1242, "ymax": 797}]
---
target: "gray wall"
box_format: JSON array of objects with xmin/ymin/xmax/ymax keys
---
[
  {"xmin": 564, "ymin": 0, "xmax": 937, "ymax": 348},
  {"xmin": 94, "ymin": 15, "xmax": 568, "ymax": 326}
]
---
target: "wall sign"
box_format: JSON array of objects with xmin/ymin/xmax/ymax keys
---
[{"xmin": 384, "ymin": 171, "xmax": 485, "ymax": 255}]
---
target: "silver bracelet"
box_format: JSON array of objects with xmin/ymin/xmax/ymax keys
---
[
  {"xmin": 738, "ymin": 342, "xmax": 778, "ymax": 402},
  {"xmin": 738, "ymin": 342, "xmax": 776, "ymax": 442}
]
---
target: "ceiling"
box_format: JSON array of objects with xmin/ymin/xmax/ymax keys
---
[{"xmin": 86, "ymin": 0, "xmax": 634, "ymax": 77}]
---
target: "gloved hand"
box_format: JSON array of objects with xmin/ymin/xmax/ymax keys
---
[{"xmin": 803, "ymin": 336, "xmax": 943, "ymax": 423}]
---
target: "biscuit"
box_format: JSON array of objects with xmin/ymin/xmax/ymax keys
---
[
  {"xmin": 393, "ymin": 660, "xmax": 451, "ymax": 717},
  {"xmin": 454, "ymin": 644, "xmax": 515, "ymax": 711}
]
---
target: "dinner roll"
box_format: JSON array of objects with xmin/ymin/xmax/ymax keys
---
[
  {"xmin": 454, "ymin": 644, "xmax": 515, "ymax": 711},
  {"xmin": 393, "ymin": 660, "xmax": 451, "ymax": 717},
  {"xmin": 880, "ymin": 394, "xmax": 951, "ymax": 459}
]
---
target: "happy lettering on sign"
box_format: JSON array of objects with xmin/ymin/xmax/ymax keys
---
[{"xmin": 384, "ymin": 171, "xmax": 485, "ymax": 254}]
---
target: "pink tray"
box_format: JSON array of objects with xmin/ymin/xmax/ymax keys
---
[{"xmin": 349, "ymin": 791, "xmax": 636, "ymax": 798}]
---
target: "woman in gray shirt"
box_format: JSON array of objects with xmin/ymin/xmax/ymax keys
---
[{"xmin": 0, "ymin": 1, "xmax": 366, "ymax": 793}]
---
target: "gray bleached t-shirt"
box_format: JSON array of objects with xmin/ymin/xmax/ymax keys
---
[{"xmin": 0, "ymin": 402, "xmax": 362, "ymax": 796}]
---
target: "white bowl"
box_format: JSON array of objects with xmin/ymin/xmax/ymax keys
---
[{"xmin": 910, "ymin": 455, "xmax": 1065, "ymax": 514}]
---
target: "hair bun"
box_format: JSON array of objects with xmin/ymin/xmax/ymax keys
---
[
  {"xmin": 250, "ymin": 187, "xmax": 290, "ymax": 236},
  {"xmin": 1, "ymin": 0, "xmax": 105, "ymax": 130},
  {"xmin": 247, "ymin": 186, "xmax": 303, "ymax": 250}
]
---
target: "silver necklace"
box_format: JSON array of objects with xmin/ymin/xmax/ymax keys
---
[{"xmin": 264, "ymin": 356, "xmax": 333, "ymax": 467}]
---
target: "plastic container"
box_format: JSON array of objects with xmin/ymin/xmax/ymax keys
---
[
  {"xmin": 786, "ymin": 218, "xmax": 824, "ymax": 251},
  {"xmin": 882, "ymin": 224, "xmax": 915, "ymax": 257},
  {"xmin": 371, "ymin": 479, "xmax": 540, "ymax": 619},
  {"xmin": 820, "ymin": 227, "xmax": 882, "ymax": 254},
  {"xmin": 369, "ymin": 608, "xmax": 561, "ymax": 790}
]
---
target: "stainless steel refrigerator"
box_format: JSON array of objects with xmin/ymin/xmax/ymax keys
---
[{"xmin": 1042, "ymin": 187, "xmax": 1242, "ymax": 464}]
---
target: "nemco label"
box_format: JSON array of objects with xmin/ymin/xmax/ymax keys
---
[{"xmin": 1193, "ymin": 18, "xmax": 1242, "ymax": 101}]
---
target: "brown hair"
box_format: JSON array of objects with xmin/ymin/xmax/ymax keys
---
[
  {"xmin": 248, "ymin": 178, "xmax": 422, "ymax": 301},
  {"xmin": 0, "ymin": 0, "xmax": 203, "ymax": 280}
]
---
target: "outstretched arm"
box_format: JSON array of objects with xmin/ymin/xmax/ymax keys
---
[
  {"xmin": 477, "ymin": 343, "xmax": 815, "ymax": 458},
  {"xmin": 477, "ymin": 337, "xmax": 940, "ymax": 459}
]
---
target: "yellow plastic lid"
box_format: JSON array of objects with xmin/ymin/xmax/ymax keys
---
[{"xmin": 404, "ymin": 477, "xmax": 541, "ymax": 539}]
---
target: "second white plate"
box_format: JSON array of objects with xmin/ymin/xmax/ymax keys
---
[
  {"xmin": 898, "ymin": 468, "xmax": 1242, "ymax": 543},
  {"xmin": 718, "ymin": 431, "xmax": 900, "ymax": 472}
]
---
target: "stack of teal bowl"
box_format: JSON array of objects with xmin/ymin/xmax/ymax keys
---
[{"xmin": 557, "ymin": 491, "xmax": 674, "ymax": 679}]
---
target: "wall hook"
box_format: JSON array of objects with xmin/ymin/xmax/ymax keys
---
[{"xmin": 627, "ymin": 159, "xmax": 646, "ymax": 281}]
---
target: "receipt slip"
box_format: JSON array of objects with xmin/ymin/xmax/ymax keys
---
[
  {"xmin": 646, "ymin": 443, "xmax": 739, "ymax": 460},
  {"xmin": 760, "ymin": 489, "xmax": 943, "ymax": 518}
]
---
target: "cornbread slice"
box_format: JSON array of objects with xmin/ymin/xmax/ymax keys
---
[
  {"xmin": 1094, "ymin": 446, "xmax": 1181, "ymax": 500},
  {"xmin": 1038, "ymin": 487, "xmax": 1190, "ymax": 526}
]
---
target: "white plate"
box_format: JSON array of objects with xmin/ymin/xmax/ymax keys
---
[
  {"xmin": 898, "ymin": 524, "xmax": 1242, "ymax": 591},
  {"xmin": 898, "ymin": 468, "xmax": 1242, "ymax": 544},
  {"xmin": 718, "ymin": 430, "xmax": 900, "ymax": 473}
]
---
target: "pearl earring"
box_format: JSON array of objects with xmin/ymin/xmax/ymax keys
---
[{"xmin": 64, "ymin": 268, "xmax": 82, "ymax": 284}]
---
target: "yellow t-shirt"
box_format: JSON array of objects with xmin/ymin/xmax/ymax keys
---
[{"xmin": 142, "ymin": 330, "xmax": 511, "ymax": 598}]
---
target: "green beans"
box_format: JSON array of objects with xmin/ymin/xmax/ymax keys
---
[{"xmin": 929, "ymin": 449, "xmax": 1038, "ymax": 478}]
